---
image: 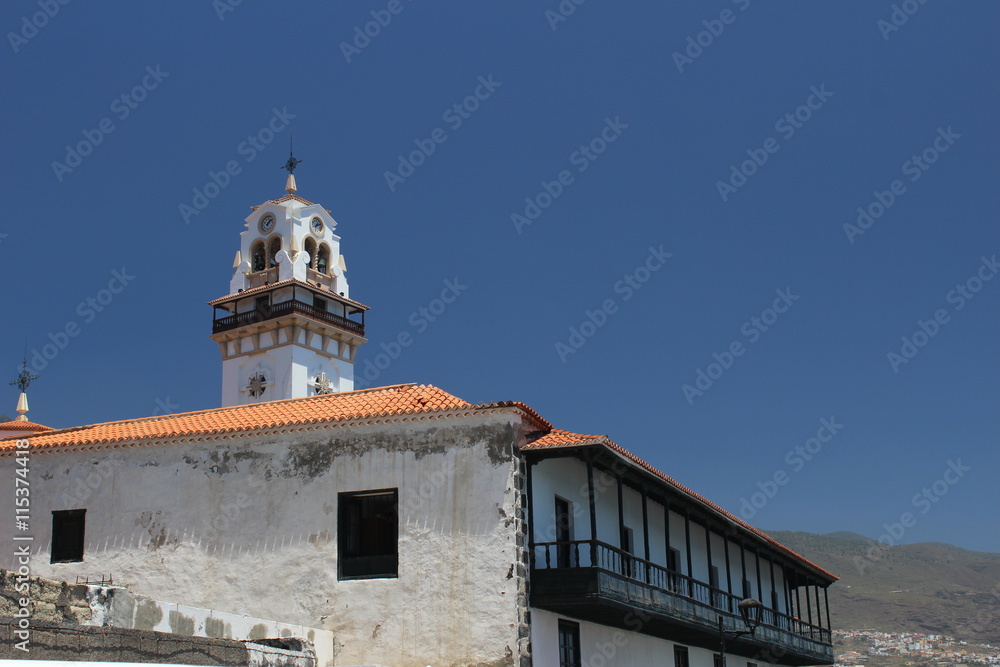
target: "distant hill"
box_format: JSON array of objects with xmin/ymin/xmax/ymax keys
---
[{"xmin": 766, "ymin": 530, "xmax": 1000, "ymax": 644}]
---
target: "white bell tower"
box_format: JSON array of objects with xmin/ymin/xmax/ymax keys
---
[{"xmin": 209, "ymin": 158, "xmax": 368, "ymax": 407}]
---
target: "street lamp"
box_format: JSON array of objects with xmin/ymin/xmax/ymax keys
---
[{"xmin": 717, "ymin": 598, "xmax": 764, "ymax": 667}]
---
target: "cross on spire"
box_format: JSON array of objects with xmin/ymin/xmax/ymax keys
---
[
  {"xmin": 281, "ymin": 137, "xmax": 302, "ymax": 174},
  {"xmin": 9, "ymin": 349, "xmax": 38, "ymax": 393}
]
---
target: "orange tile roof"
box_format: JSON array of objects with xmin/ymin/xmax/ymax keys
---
[
  {"xmin": 0, "ymin": 382, "xmax": 831, "ymax": 580},
  {"xmin": 522, "ymin": 429, "xmax": 838, "ymax": 582},
  {"xmin": 0, "ymin": 384, "xmax": 478, "ymax": 453},
  {"xmin": 208, "ymin": 278, "xmax": 369, "ymax": 311},
  {"xmin": 0, "ymin": 420, "xmax": 54, "ymax": 434}
]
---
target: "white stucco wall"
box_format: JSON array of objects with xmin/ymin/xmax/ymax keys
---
[
  {"xmin": 530, "ymin": 609, "xmax": 781, "ymax": 667},
  {"xmin": 0, "ymin": 412, "xmax": 527, "ymax": 667}
]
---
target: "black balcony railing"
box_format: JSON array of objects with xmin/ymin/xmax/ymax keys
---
[
  {"xmin": 533, "ymin": 539, "xmax": 831, "ymax": 645},
  {"xmin": 213, "ymin": 300, "xmax": 365, "ymax": 336}
]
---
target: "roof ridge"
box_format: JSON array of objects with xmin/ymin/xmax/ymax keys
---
[{"xmin": 18, "ymin": 383, "xmax": 429, "ymax": 439}]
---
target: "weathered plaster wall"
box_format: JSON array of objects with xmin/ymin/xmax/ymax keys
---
[{"xmin": 0, "ymin": 412, "xmax": 527, "ymax": 666}]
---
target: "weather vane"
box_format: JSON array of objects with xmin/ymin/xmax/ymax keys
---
[
  {"xmin": 9, "ymin": 345, "xmax": 38, "ymax": 393},
  {"xmin": 281, "ymin": 136, "xmax": 302, "ymax": 174}
]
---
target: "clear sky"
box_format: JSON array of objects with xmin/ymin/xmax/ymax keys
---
[{"xmin": 2, "ymin": 1, "xmax": 997, "ymax": 553}]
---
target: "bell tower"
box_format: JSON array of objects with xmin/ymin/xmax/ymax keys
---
[{"xmin": 209, "ymin": 154, "xmax": 368, "ymax": 407}]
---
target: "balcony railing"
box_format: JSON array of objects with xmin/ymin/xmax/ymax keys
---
[
  {"xmin": 532, "ymin": 539, "xmax": 831, "ymax": 657},
  {"xmin": 213, "ymin": 299, "xmax": 365, "ymax": 337}
]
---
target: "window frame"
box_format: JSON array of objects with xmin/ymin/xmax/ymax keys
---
[
  {"xmin": 674, "ymin": 645, "xmax": 690, "ymax": 667},
  {"xmin": 337, "ymin": 488, "xmax": 399, "ymax": 581},
  {"xmin": 51, "ymin": 509, "xmax": 86, "ymax": 563},
  {"xmin": 557, "ymin": 619, "xmax": 582, "ymax": 667}
]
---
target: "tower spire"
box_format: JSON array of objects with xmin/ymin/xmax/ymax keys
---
[
  {"xmin": 9, "ymin": 346, "xmax": 39, "ymax": 422},
  {"xmin": 281, "ymin": 137, "xmax": 302, "ymax": 194}
]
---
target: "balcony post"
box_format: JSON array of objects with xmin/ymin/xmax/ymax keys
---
[
  {"xmin": 755, "ymin": 547, "xmax": 764, "ymax": 603},
  {"xmin": 824, "ymin": 586, "xmax": 832, "ymax": 639},
  {"xmin": 768, "ymin": 556, "xmax": 776, "ymax": 612},
  {"xmin": 526, "ymin": 457, "xmax": 535, "ymax": 570},
  {"xmin": 739, "ymin": 539, "xmax": 747, "ymax": 597},
  {"xmin": 617, "ymin": 473, "xmax": 625, "ymax": 553},
  {"xmin": 704, "ymin": 520, "xmax": 714, "ymax": 605},
  {"xmin": 723, "ymin": 531, "xmax": 733, "ymax": 610},
  {"xmin": 586, "ymin": 458, "xmax": 597, "ymax": 567},
  {"xmin": 684, "ymin": 509, "xmax": 693, "ymax": 597},
  {"xmin": 641, "ymin": 486, "xmax": 650, "ymax": 582},
  {"xmin": 805, "ymin": 580, "xmax": 814, "ymax": 638}
]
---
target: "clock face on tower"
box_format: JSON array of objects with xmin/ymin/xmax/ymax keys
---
[
  {"xmin": 259, "ymin": 214, "xmax": 275, "ymax": 233},
  {"xmin": 310, "ymin": 217, "xmax": 324, "ymax": 234}
]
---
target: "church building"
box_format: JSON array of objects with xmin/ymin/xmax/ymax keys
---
[{"xmin": 0, "ymin": 166, "xmax": 836, "ymax": 667}]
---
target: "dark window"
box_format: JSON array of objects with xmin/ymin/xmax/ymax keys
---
[
  {"xmin": 555, "ymin": 497, "xmax": 573, "ymax": 568},
  {"xmin": 51, "ymin": 509, "xmax": 86, "ymax": 563},
  {"xmin": 314, "ymin": 297, "xmax": 327, "ymax": 312},
  {"xmin": 710, "ymin": 565, "xmax": 722, "ymax": 608},
  {"xmin": 748, "ymin": 662, "xmax": 758, "ymax": 667},
  {"xmin": 558, "ymin": 620, "xmax": 581, "ymax": 667},
  {"xmin": 674, "ymin": 645, "xmax": 690, "ymax": 667},
  {"xmin": 771, "ymin": 590, "xmax": 779, "ymax": 610},
  {"xmin": 743, "ymin": 578, "xmax": 753, "ymax": 599},
  {"xmin": 714, "ymin": 654, "xmax": 725, "ymax": 667},
  {"xmin": 338, "ymin": 489, "xmax": 398, "ymax": 580}
]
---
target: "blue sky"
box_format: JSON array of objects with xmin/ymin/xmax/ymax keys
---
[{"xmin": 2, "ymin": 1, "xmax": 997, "ymax": 553}]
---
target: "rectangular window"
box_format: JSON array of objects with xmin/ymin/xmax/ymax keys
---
[
  {"xmin": 558, "ymin": 620, "xmax": 581, "ymax": 667},
  {"xmin": 714, "ymin": 654, "xmax": 725, "ymax": 667},
  {"xmin": 51, "ymin": 509, "xmax": 86, "ymax": 563},
  {"xmin": 674, "ymin": 645, "xmax": 690, "ymax": 667},
  {"xmin": 314, "ymin": 297, "xmax": 327, "ymax": 312},
  {"xmin": 338, "ymin": 489, "xmax": 398, "ymax": 580},
  {"xmin": 710, "ymin": 564, "xmax": 722, "ymax": 608},
  {"xmin": 743, "ymin": 578, "xmax": 753, "ymax": 599},
  {"xmin": 555, "ymin": 497, "xmax": 573, "ymax": 568}
]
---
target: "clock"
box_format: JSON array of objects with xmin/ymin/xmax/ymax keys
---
[
  {"xmin": 259, "ymin": 215, "xmax": 275, "ymax": 234},
  {"xmin": 310, "ymin": 217, "xmax": 324, "ymax": 234}
]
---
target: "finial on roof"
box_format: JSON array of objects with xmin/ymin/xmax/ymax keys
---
[
  {"xmin": 9, "ymin": 348, "xmax": 38, "ymax": 422},
  {"xmin": 281, "ymin": 136, "xmax": 302, "ymax": 194}
]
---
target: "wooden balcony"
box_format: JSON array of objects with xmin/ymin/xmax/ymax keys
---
[
  {"xmin": 531, "ymin": 540, "xmax": 833, "ymax": 666},
  {"xmin": 212, "ymin": 299, "xmax": 365, "ymax": 337}
]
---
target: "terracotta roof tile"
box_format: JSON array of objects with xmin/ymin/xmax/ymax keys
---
[
  {"xmin": 2, "ymin": 384, "xmax": 469, "ymax": 453},
  {"xmin": 0, "ymin": 420, "xmax": 54, "ymax": 434},
  {"xmin": 522, "ymin": 430, "xmax": 838, "ymax": 582}
]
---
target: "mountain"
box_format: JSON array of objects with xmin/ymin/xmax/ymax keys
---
[{"xmin": 766, "ymin": 530, "xmax": 1000, "ymax": 644}]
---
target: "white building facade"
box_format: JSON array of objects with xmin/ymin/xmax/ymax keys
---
[{"xmin": 0, "ymin": 174, "xmax": 835, "ymax": 667}]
